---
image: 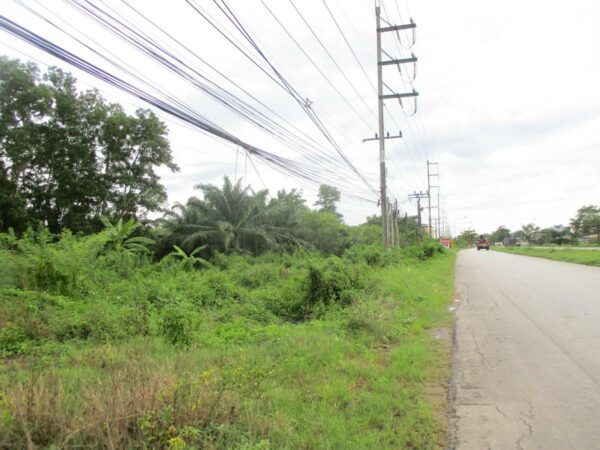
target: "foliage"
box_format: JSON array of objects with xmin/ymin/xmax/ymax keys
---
[
  {"xmin": 570, "ymin": 205, "xmax": 600, "ymax": 238},
  {"xmin": 157, "ymin": 178, "xmax": 301, "ymax": 257},
  {"xmin": 299, "ymin": 210, "xmax": 349, "ymax": 255},
  {"xmin": 520, "ymin": 223, "xmax": 540, "ymax": 243},
  {"xmin": 454, "ymin": 229, "xmax": 477, "ymax": 248},
  {"xmin": 540, "ymin": 225, "xmax": 572, "ymax": 245},
  {"xmin": 488, "ymin": 225, "xmax": 511, "ymax": 244},
  {"xmin": 0, "ymin": 57, "xmax": 178, "ymax": 233},
  {"xmin": 314, "ymin": 184, "xmax": 341, "ymax": 215},
  {"xmin": 167, "ymin": 245, "xmax": 211, "ymax": 271},
  {"xmin": 100, "ymin": 216, "xmax": 155, "ymax": 255},
  {"xmin": 0, "ymin": 229, "xmax": 455, "ymax": 448},
  {"xmin": 407, "ymin": 240, "xmax": 446, "ymax": 260},
  {"xmin": 580, "ymin": 209, "xmax": 600, "ymax": 246}
]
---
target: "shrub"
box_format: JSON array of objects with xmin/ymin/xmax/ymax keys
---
[
  {"xmin": 408, "ymin": 241, "xmax": 446, "ymax": 260},
  {"xmin": 293, "ymin": 257, "xmax": 365, "ymax": 320},
  {"xmin": 160, "ymin": 306, "xmax": 193, "ymax": 347}
]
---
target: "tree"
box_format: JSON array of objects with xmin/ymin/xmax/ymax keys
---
[
  {"xmin": 581, "ymin": 212, "xmax": 600, "ymax": 246},
  {"xmin": 541, "ymin": 225, "xmax": 572, "ymax": 245},
  {"xmin": 520, "ymin": 223, "xmax": 540, "ymax": 243},
  {"xmin": 314, "ymin": 184, "xmax": 341, "ymax": 215},
  {"xmin": 158, "ymin": 177, "xmax": 301, "ymax": 256},
  {"xmin": 570, "ymin": 205, "xmax": 599, "ymax": 236},
  {"xmin": 300, "ymin": 210, "xmax": 349, "ymax": 255},
  {"xmin": 489, "ymin": 226, "xmax": 511, "ymax": 244},
  {"xmin": 456, "ymin": 229, "xmax": 478, "ymax": 248},
  {"xmin": 100, "ymin": 105, "xmax": 178, "ymax": 220},
  {"xmin": 0, "ymin": 163, "xmax": 28, "ymax": 232},
  {"xmin": 0, "ymin": 57, "xmax": 178, "ymax": 233}
]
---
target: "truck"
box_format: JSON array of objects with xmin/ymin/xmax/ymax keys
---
[{"xmin": 476, "ymin": 236, "xmax": 490, "ymax": 251}]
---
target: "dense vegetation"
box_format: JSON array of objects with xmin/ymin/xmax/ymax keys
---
[
  {"xmin": 0, "ymin": 56, "xmax": 455, "ymax": 449},
  {"xmin": 0, "ymin": 57, "xmax": 177, "ymax": 234},
  {"xmin": 0, "ymin": 225, "xmax": 451, "ymax": 449}
]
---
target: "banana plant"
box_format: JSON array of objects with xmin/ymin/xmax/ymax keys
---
[
  {"xmin": 100, "ymin": 216, "xmax": 155, "ymax": 255},
  {"xmin": 168, "ymin": 244, "xmax": 211, "ymax": 270}
]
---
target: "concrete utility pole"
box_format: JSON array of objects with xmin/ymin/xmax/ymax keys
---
[
  {"xmin": 427, "ymin": 160, "xmax": 439, "ymax": 237},
  {"xmin": 392, "ymin": 200, "xmax": 399, "ymax": 247},
  {"xmin": 368, "ymin": 7, "xmax": 417, "ymax": 249},
  {"xmin": 409, "ymin": 191, "xmax": 428, "ymax": 241},
  {"xmin": 437, "ymin": 183, "xmax": 441, "ymax": 238},
  {"xmin": 376, "ymin": 6, "xmax": 388, "ymax": 248}
]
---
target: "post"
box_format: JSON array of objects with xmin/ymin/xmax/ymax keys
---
[
  {"xmin": 437, "ymin": 187, "xmax": 441, "ymax": 238},
  {"xmin": 416, "ymin": 196, "xmax": 422, "ymax": 242},
  {"xmin": 427, "ymin": 160, "xmax": 432, "ymax": 237},
  {"xmin": 392, "ymin": 202, "xmax": 398, "ymax": 247},
  {"xmin": 376, "ymin": 6, "xmax": 388, "ymax": 249}
]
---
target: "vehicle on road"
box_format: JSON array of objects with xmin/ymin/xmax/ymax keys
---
[{"xmin": 476, "ymin": 236, "xmax": 490, "ymax": 251}]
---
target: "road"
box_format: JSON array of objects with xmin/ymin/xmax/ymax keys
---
[{"xmin": 449, "ymin": 249, "xmax": 600, "ymax": 450}]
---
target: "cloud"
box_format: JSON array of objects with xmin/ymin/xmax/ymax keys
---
[{"xmin": 1, "ymin": 0, "xmax": 599, "ymax": 230}]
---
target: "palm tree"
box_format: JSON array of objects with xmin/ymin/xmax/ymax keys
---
[
  {"xmin": 194, "ymin": 177, "xmax": 270, "ymax": 253},
  {"xmin": 157, "ymin": 177, "xmax": 302, "ymax": 256},
  {"xmin": 155, "ymin": 197, "xmax": 210, "ymax": 255}
]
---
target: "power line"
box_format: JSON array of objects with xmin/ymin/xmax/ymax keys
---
[
  {"xmin": 288, "ymin": 0, "xmax": 378, "ymax": 122},
  {"xmin": 51, "ymin": 0, "xmax": 376, "ymax": 196}
]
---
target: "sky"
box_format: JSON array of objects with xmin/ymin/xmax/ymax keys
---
[{"xmin": 1, "ymin": 0, "xmax": 599, "ymax": 235}]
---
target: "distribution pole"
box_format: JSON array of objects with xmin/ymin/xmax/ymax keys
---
[
  {"xmin": 427, "ymin": 160, "xmax": 439, "ymax": 238},
  {"xmin": 393, "ymin": 200, "xmax": 399, "ymax": 247},
  {"xmin": 409, "ymin": 191, "xmax": 428, "ymax": 242},
  {"xmin": 369, "ymin": 8, "xmax": 417, "ymax": 249},
  {"xmin": 376, "ymin": 6, "xmax": 388, "ymax": 249},
  {"xmin": 427, "ymin": 160, "xmax": 431, "ymax": 236},
  {"xmin": 437, "ymin": 187, "xmax": 441, "ymax": 238}
]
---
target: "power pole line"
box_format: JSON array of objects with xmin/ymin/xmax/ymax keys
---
[
  {"xmin": 409, "ymin": 191, "xmax": 428, "ymax": 241},
  {"xmin": 367, "ymin": 7, "xmax": 417, "ymax": 249},
  {"xmin": 376, "ymin": 6, "xmax": 388, "ymax": 249},
  {"xmin": 427, "ymin": 160, "xmax": 439, "ymax": 238},
  {"xmin": 437, "ymin": 178, "xmax": 441, "ymax": 238}
]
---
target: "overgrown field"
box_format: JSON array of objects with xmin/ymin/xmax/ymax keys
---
[
  {"xmin": 0, "ymin": 230, "xmax": 455, "ymax": 449},
  {"xmin": 494, "ymin": 246, "xmax": 600, "ymax": 267}
]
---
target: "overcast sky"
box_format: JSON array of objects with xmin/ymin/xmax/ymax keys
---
[{"xmin": 1, "ymin": 0, "xmax": 599, "ymax": 235}]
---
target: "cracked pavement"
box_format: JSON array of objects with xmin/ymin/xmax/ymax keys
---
[{"xmin": 449, "ymin": 249, "xmax": 600, "ymax": 449}]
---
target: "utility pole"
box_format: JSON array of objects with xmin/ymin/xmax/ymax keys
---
[
  {"xmin": 427, "ymin": 160, "xmax": 439, "ymax": 238},
  {"xmin": 376, "ymin": 7, "xmax": 388, "ymax": 248},
  {"xmin": 366, "ymin": 7, "xmax": 417, "ymax": 249},
  {"xmin": 392, "ymin": 200, "xmax": 399, "ymax": 247},
  {"xmin": 409, "ymin": 191, "xmax": 428, "ymax": 242},
  {"xmin": 437, "ymin": 183, "xmax": 441, "ymax": 238}
]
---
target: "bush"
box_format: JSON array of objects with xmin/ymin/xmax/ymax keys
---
[
  {"xmin": 343, "ymin": 244, "xmax": 404, "ymax": 267},
  {"xmin": 408, "ymin": 241, "xmax": 446, "ymax": 260},
  {"xmin": 295, "ymin": 257, "xmax": 364, "ymax": 319},
  {"xmin": 160, "ymin": 306, "xmax": 193, "ymax": 347}
]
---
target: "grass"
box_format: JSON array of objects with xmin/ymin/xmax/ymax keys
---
[
  {"xmin": 0, "ymin": 237, "xmax": 456, "ymax": 449},
  {"xmin": 494, "ymin": 246, "xmax": 600, "ymax": 267}
]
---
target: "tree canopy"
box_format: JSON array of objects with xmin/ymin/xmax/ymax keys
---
[
  {"xmin": 314, "ymin": 184, "xmax": 341, "ymax": 215},
  {"xmin": 0, "ymin": 57, "xmax": 178, "ymax": 233}
]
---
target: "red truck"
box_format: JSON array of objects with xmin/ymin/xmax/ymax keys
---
[{"xmin": 476, "ymin": 236, "xmax": 490, "ymax": 251}]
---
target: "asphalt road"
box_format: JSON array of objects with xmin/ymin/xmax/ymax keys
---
[{"xmin": 449, "ymin": 249, "xmax": 600, "ymax": 450}]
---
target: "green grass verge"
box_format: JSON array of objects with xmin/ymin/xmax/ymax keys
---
[
  {"xmin": 494, "ymin": 246, "xmax": 600, "ymax": 267},
  {"xmin": 0, "ymin": 251, "xmax": 456, "ymax": 449}
]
